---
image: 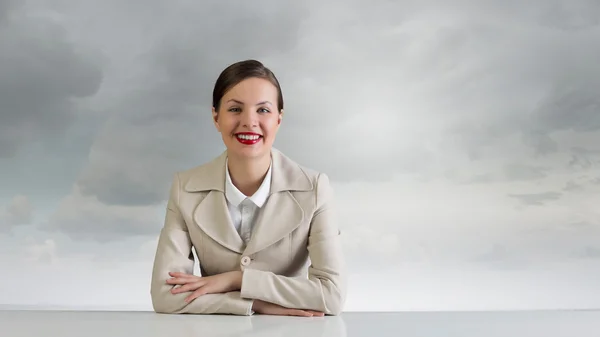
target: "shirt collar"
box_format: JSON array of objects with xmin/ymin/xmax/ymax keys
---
[{"xmin": 225, "ymin": 159, "xmax": 272, "ymax": 208}]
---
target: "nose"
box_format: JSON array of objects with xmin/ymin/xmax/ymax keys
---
[{"xmin": 240, "ymin": 110, "xmax": 258, "ymax": 128}]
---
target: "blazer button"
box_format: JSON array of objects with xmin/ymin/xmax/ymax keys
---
[{"xmin": 240, "ymin": 256, "xmax": 251, "ymax": 266}]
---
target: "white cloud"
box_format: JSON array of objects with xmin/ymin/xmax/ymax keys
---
[
  {"xmin": 2, "ymin": 236, "xmax": 599, "ymax": 311},
  {"xmin": 43, "ymin": 185, "xmax": 164, "ymax": 241},
  {"xmin": 2, "ymin": 0, "xmax": 600, "ymax": 310},
  {"xmin": 23, "ymin": 237, "xmax": 58, "ymax": 264},
  {"xmin": 334, "ymin": 174, "xmax": 600, "ymax": 270},
  {"xmin": 0, "ymin": 195, "xmax": 33, "ymax": 232}
]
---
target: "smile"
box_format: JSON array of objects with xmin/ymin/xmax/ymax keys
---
[{"xmin": 235, "ymin": 133, "xmax": 263, "ymax": 145}]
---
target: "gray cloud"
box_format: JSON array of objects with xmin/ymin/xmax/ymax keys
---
[
  {"xmin": 433, "ymin": 2, "xmax": 600, "ymax": 161},
  {"xmin": 563, "ymin": 180, "xmax": 585, "ymax": 192},
  {"xmin": 19, "ymin": 0, "xmax": 600, "ymax": 198},
  {"xmin": 15, "ymin": 0, "xmax": 600, "ymax": 247},
  {"xmin": 274, "ymin": 1, "xmax": 600, "ymax": 182},
  {"xmin": 568, "ymin": 146, "xmax": 600, "ymax": 169},
  {"xmin": 508, "ymin": 191, "xmax": 562, "ymax": 206},
  {"xmin": 40, "ymin": 0, "xmax": 312, "ymax": 241},
  {"xmin": 0, "ymin": 3, "xmax": 103, "ymax": 157},
  {"xmin": 446, "ymin": 163, "xmax": 550, "ymax": 185},
  {"xmin": 503, "ymin": 164, "xmax": 548, "ymax": 181},
  {"xmin": 522, "ymin": 131, "xmax": 559, "ymax": 157},
  {"xmin": 579, "ymin": 246, "xmax": 600, "ymax": 259},
  {"xmin": 531, "ymin": 76, "xmax": 600, "ymax": 133},
  {"xmin": 535, "ymin": 0, "xmax": 600, "ymax": 31},
  {"xmin": 461, "ymin": 173, "xmax": 495, "ymax": 184},
  {"xmin": 72, "ymin": 0, "xmax": 310, "ymax": 208},
  {"xmin": 0, "ymin": 0, "xmax": 17, "ymax": 22},
  {"xmin": 2, "ymin": 1, "xmax": 600, "ymax": 313}
]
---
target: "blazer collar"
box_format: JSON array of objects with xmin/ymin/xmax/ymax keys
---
[
  {"xmin": 183, "ymin": 147, "xmax": 313, "ymax": 194},
  {"xmin": 225, "ymin": 158, "xmax": 272, "ymax": 207}
]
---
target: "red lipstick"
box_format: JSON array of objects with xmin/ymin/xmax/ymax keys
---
[{"xmin": 235, "ymin": 132, "xmax": 263, "ymax": 145}]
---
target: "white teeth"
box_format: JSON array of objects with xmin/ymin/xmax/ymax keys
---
[{"xmin": 237, "ymin": 134, "xmax": 260, "ymax": 140}]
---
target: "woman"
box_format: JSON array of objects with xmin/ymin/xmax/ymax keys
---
[{"xmin": 150, "ymin": 60, "xmax": 346, "ymax": 317}]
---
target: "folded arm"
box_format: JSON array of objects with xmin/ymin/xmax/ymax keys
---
[
  {"xmin": 240, "ymin": 173, "xmax": 347, "ymax": 315},
  {"xmin": 150, "ymin": 173, "xmax": 254, "ymax": 315}
]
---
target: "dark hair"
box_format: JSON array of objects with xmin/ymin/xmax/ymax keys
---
[{"xmin": 212, "ymin": 59, "xmax": 284, "ymax": 112}]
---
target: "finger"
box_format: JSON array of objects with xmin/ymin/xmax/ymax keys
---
[
  {"xmin": 184, "ymin": 287, "xmax": 209, "ymax": 303},
  {"xmin": 306, "ymin": 310, "xmax": 325, "ymax": 317},
  {"xmin": 166, "ymin": 278, "xmax": 191, "ymax": 285},
  {"xmin": 172, "ymin": 282, "xmax": 200, "ymax": 294},
  {"xmin": 286, "ymin": 309, "xmax": 313, "ymax": 317},
  {"xmin": 171, "ymin": 281, "xmax": 204, "ymax": 294},
  {"xmin": 166, "ymin": 276, "xmax": 200, "ymax": 285},
  {"xmin": 169, "ymin": 272, "xmax": 195, "ymax": 278}
]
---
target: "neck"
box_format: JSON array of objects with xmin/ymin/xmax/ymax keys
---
[{"xmin": 227, "ymin": 152, "xmax": 271, "ymax": 196}]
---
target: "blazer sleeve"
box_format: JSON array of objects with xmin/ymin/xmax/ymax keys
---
[
  {"xmin": 239, "ymin": 173, "xmax": 347, "ymax": 315},
  {"xmin": 150, "ymin": 173, "xmax": 254, "ymax": 315}
]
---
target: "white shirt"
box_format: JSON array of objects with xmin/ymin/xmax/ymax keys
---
[{"xmin": 224, "ymin": 159, "xmax": 272, "ymax": 245}]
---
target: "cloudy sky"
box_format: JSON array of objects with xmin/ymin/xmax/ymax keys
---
[{"xmin": 1, "ymin": 0, "xmax": 600, "ymax": 311}]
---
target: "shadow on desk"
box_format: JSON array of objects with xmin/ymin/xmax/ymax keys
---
[
  {"xmin": 151, "ymin": 313, "xmax": 347, "ymax": 337},
  {"xmin": 4, "ymin": 310, "xmax": 600, "ymax": 336},
  {"xmin": 1, "ymin": 310, "xmax": 347, "ymax": 337}
]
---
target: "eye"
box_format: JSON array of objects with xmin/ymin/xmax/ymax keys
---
[
  {"xmin": 258, "ymin": 107, "xmax": 270, "ymax": 113},
  {"xmin": 228, "ymin": 107, "xmax": 241, "ymax": 113}
]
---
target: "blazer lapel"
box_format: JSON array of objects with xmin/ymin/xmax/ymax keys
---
[
  {"xmin": 183, "ymin": 148, "xmax": 314, "ymax": 256},
  {"xmin": 193, "ymin": 191, "xmax": 245, "ymax": 254},
  {"xmin": 242, "ymin": 149, "xmax": 313, "ymax": 256},
  {"xmin": 185, "ymin": 150, "xmax": 245, "ymax": 254},
  {"xmin": 242, "ymin": 191, "xmax": 303, "ymax": 256}
]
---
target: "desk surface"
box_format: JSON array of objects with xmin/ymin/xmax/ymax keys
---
[{"xmin": 1, "ymin": 310, "xmax": 599, "ymax": 337}]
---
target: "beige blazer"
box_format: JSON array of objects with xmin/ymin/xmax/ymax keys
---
[{"xmin": 150, "ymin": 148, "xmax": 347, "ymax": 315}]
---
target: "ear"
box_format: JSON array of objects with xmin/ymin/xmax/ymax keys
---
[
  {"xmin": 212, "ymin": 107, "xmax": 221, "ymax": 132},
  {"xmin": 278, "ymin": 109, "xmax": 284, "ymax": 125}
]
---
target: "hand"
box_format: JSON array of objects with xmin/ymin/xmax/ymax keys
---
[
  {"xmin": 252, "ymin": 299, "xmax": 325, "ymax": 317},
  {"xmin": 166, "ymin": 271, "xmax": 242, "ymax": 303}
]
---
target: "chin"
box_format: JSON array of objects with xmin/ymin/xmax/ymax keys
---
[{"xmin": 229, "ymin": 143, "xmax": 270, "ymax": 159}]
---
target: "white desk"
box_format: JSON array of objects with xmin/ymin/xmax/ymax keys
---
[{"xmin": 1, "ymin": 310, "xmax": 599, "ymax": 336}]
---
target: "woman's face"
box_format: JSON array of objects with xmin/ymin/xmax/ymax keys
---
[{"xmin": 212, "ymin": 77, "xmax": 282, "ymax": 160}]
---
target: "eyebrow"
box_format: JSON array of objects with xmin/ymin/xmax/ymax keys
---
[{"xmin": 227, "ymin": 99, "xmax": 272, "ymax": 106}]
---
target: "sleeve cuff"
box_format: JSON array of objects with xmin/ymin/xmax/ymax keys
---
[
  {"xmin": 246, "ymin": 300, "xmax": 255, "ymax": 315},
  {"xmin": 228, "ymin": 295, "xmax": 254, "ymax": 316},
  {"xmin": 240, "ymin": 268, "xmax": 263, "ymax": 300}
]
